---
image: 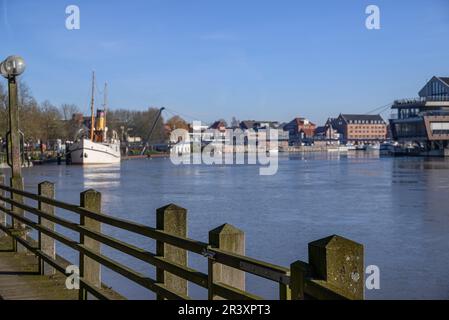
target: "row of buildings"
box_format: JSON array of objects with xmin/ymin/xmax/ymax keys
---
[
  {"xmin": 169, "ymin": 113, "xmax": 389, "ymax": 153},
  {"xmin": 146, "ymin": 75, "xmax": 449, "ymax": 158},
  {"xmin": 285, "ymin": 114, "xmax": 387, "ymax": 145},
  {"xmin": 195, "ymin": 75, "xmax": 449, "ymax": 154},
  {"xmin": 202, "ymin": 114, "xmax": 388, "ymax": 148}
]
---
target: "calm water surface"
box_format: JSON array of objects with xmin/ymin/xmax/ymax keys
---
[{"xmin": 7, "ymin": 153, "xmax": 449, "ymax": 299}]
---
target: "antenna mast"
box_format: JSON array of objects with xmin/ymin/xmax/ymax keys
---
[{"xmin": 90, "ymin": 71, "xmax": 95, "ymax": 141}]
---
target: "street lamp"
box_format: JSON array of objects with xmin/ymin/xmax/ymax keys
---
[
  {"xmin": 0, "ymin": 55, "xmax": 26, "ymax": 79},
  {"xmin": 0, "ymin": 55, "xmax": 26, "ymax": 188}
]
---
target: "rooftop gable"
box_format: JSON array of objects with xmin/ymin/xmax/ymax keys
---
[
  {"xmin": 439, "ymin": 77, "xmax": 449, "ymax": 86},
  {"xmin": 340, "ymin": 114, "xmax": 385, "ymax": 124},
  {"xmin": 209, "ymin": 120, "xmax": 226, "ymax": 130},
  {"xmin": 294, "ymin": 117, "xmax": 315, "ymax": 127},
  {"xmin": 418, "ymin": 76, "xmax": 449, "ymax": 97}
]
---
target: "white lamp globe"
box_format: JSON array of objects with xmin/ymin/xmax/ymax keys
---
[{"xmin": 0, "ymin": 55, "xmax": 26, "ymax": 78}]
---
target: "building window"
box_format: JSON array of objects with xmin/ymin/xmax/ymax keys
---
[{"xmin": 431, "ymin": 122, "xmax": 449, "ymax": 135}]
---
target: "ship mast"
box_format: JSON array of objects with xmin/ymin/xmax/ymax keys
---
[
  {"xmin": 103, "ymin": 82, "xmax": 108, "ymax": 128},
  {"xmin": 90, "ymin": 71, "xmax": 95, "ymax": 141}
]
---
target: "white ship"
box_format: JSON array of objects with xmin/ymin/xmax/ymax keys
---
[
  {"xmin": 69, "ymin": 137, "xmax": 121, "ymax": 164},
  {"xmin": 68, "ymin": 73, "xmax": 121, "ymax": 164}
]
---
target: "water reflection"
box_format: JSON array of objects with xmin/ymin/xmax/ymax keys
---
[{"xmin": 82, "ymin": 164, "xmax": 121, "ymax": 189}]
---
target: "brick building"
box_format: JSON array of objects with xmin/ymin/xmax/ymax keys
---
[
  {"xmin": 283, "ymin": 117, "xmax": 316, "ymax": 145},
  {"xmin": 329, "ymin": 114, "xmax": 387, "ymax": 144}
]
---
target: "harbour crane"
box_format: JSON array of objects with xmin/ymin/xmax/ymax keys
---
[{"xmin": 140, "ymin": 107, "xmax": 165, "ymax": 155}]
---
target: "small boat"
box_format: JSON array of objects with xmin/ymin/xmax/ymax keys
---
[
  {"xmin": 355, "ymin": 144, "xmax": 367, "ymax": 151},
  {"xmin": 366, "ymin": 144, "xmax": 380, "ymax": 151},
  {"xmin": 379, "ymin": 142, "xmax": 399, "ymax": 156},
  {"xmin": 346, "ymin": 143, "xmax": 357, "ymax": 151}
]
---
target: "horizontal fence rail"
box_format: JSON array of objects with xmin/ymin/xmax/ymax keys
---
[{"xmin": 0, "ymin": 177, "xmax": 365, "ymax": 300}]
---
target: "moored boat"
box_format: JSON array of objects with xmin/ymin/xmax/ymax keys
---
[
  {"xmin": 379, "ymin": 142, "xmax": 397, "ymax": 156},
  {"xmin": 69, "ymin": 137, "xmax": 120, "ymax": 164},
  {"xmin": 366, "ymin": 144, "xmax": 380, "ymax": 151},
  {"xmin": 346, "ymin": 143, "xmax": 357, "ymax": 151},
  {"xmin": 68, "ymin": 73, "xmax": 121, "ymax": 164}
]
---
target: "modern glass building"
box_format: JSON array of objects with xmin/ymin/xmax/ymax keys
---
[{"xmin": 390, "ymin": 76, "xmax": 449, "ymax": 153}]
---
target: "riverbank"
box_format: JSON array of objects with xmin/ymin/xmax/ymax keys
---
[{"xmin": 122, "ymin": 153, "xmax": 170, "ymax": 160}]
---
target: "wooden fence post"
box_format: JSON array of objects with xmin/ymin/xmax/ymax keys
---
[
  {"xmin": 289, "ymin": 260, "xmax": 309, "ymax": 300},
  {"xmin": 38, "ymin": 181, "xmax": 55, "ymax": 275},
  {"xmin": 156, "ymin": 204, "xmax": 188, "ymax": 300},
  {"xmin": 79, "ymin": 189, "xmax": 102, "ymax": 300},
  {"xmin": 208, "ymin": 223, "xmax": 245, "ymax": 300},
  {"xmin": 0, "ymin": 175, "xmax": 5, "ymax": 237},
  {"xmin": 308, "ymin": 235, "xmax": 364, "ymax": 299}
]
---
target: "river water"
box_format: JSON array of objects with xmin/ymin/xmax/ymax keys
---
[{"xmin": 6, "ymin": 152, "xmax": 449, "ymax": 299}]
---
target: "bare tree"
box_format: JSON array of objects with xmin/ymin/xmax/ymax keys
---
[
  {"xmin": 60, "ymin": 103, "xmax": 80, "ymax": 121},
  {"xmin": 132, "ymin": 108, "xmax": 166, "ymax": 143},
  {"xmin": 0, "ymin": 83, "xmax": 8, "ymax": 138},
  {"xmin": 166, "ymin": 115, "xmax": 189, "ymax": 131},
  {"xmin": 40, "ymin": 100, "xmax": 64, "ymax": 144},
  {"xmin": 107, "ymin": 108, "xmax": 166, "ymax": 143}
]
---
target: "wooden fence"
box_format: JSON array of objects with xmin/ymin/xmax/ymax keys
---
[{"xmin": 0, "ymin": 176, "xmax": 364, "ymax": 300}]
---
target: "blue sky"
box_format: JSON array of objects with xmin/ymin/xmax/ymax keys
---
[{"xmin": 1, "ymin": 0, "xmax": 449, "ymax": 125}]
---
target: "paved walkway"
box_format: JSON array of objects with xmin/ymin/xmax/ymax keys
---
[{"xmin": 0, "ymin": 235, "xmax": 78, "ymax": 300}]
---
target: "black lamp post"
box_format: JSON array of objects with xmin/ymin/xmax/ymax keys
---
[{"xmin": 0, "ymin": 55, "xmax": 26, "ymax": 187}]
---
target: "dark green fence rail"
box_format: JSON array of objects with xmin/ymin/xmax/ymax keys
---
[{"xmin": 0, "ymin": 176, "xmax": 364, "ymax": 300}]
